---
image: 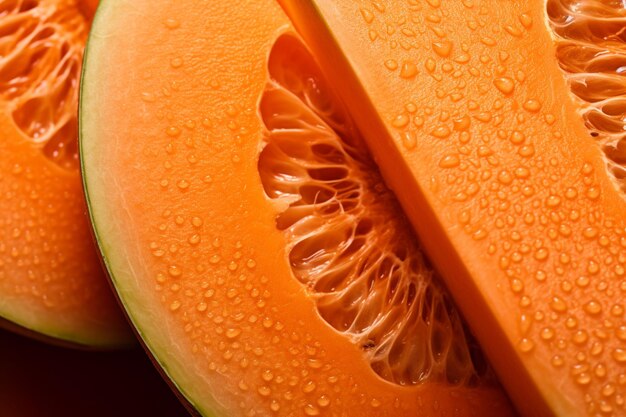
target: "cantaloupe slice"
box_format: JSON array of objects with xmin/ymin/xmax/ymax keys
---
[
  {"xmin": 80, "ymin": 0, "xmax": 514, "ymax": 415},
  {"xmin": 0, "ymin": 0, "xmax": 130, "ymax": 347},
  {"xmin": 278, "ymin": 0, "xmax": 626, "ymax": 416}
]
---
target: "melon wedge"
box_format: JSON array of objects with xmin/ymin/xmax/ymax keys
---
[
  {"xmin": 0, "ymin": 0, "xmax": 130, "ymax": 347},
  {"xmin": 279, "ymin": 0, "xmax": 626, "ymax": 416},
  {"xmin": 80, "ymin": 0, "xmax": 514, "ymax": 415}
]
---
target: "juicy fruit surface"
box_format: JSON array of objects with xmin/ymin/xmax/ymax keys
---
[
  {"xmin": 0, "ymin": 0, "xmax": 129, "ymax": 346},
  {"xmin": 81, "ymin": 0, "xmax": 513, "ymax": 415},
  {"xmin": 278, "ymin": 0, "xmax": 626, "ymax": 416},
  {"xmin": 259, "ymin": 34, "xmax": 485, "ymax": 386}
]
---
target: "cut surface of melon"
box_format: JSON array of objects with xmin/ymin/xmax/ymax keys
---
[
  {"xmin": 81, "ymin": 0, "xmax": 513, "ymax": 415},
  {"xmin": 0, "ymin": 0, "xmax": 130, "ymax": 347},
  {"xmin": 278, "ymin": 0, "xmax": 626, "ymax": 416}
]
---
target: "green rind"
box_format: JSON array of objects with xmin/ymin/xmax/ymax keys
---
[{"xmin": 78, "ymin": 1, "xmax": 213, "ymax": 416}]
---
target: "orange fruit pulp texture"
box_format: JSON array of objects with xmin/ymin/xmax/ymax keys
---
[
  {"xmin": 0, "ymin": 0, "xmax": 130, "ymax": 347},
  {"xmin": 81, "ymin": 0, "xmax": 515, "ymax": 416},
  {"xmin": 279, "ymin": 0, "xmax": 626, "ymax": 416}
]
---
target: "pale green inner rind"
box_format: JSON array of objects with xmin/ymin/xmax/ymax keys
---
[{"xmin": 78, "ymin": 1, "xmax": 216, "ymax": 415}]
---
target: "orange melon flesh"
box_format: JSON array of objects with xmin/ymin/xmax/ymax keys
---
[
  {"xmin": 81, "ymin": 0, "xmax": 514, "ymax": 415},
  {"xmin": 0, "ymin": 0, "xmax": 130, "ymax": 347},
  {"xmin": 278, "ymin": 0, "xmax": 626, "ymax": 416}
]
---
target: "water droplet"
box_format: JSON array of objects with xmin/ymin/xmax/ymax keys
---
[
  {"xmin": 258, "ymin": 386, "xmax": 271, "ymax": 397},
  {"xmin": 497, "ymin": 170, "xmax": 513, "ymax": 185},
  {"xmin": 573, "ymin": 330, "xmax": 588, "ymax": 345},
  {"xmin": 164, "ymin": 18, "xmax": 180, "ymax": 29},
  {"xmin": 270, "ymin": 400, "xmax": 281, "ymax": 412},
  {"xmin": 535, "ymin": 270, "xmax": 546, "ymax": 281},
  {"xmin": 518, "ymin": 145, "xmax": 535, "ymax": 158},
  {"xmin": 519, "ymin": 13, "xmax": 533, "ymax": 29},
  {"xmin": 518, "ymin": 338, "xmax": 534, "ymax": 353},
  {"xmin": 392, "ymin": 114, "xmax": 409, "ymax": 128},
  {"xmin": 170, "ymin": 57, "xmax": 183, "ymax": 68},
  {"xmin": 523, "ymin": 99, "xmax": 541, "ymax": 112},
  {"xmin": 551, "ymin": 355, "xmax": 564, "ymax": 367},
  {"xmin": 166, "ymin": 126, "xmax": 181, "ymax": 137},
  {"xmin": 541, "ymin": 327, "xmax": 555, "ymax": 340},
  {"xmin": 575, "ymin": 373, "xmax": 591, "ymax": 386},
  {"xmin": 439, "ymin": 154, "xmax": 460, "ymax": 168},
  {"xmin": 399, "ymin": 130, "xmax": 416, "ymax": 150},
  {"xmin": 177, "ymin": 179, "xmax": 190, "ymax": 190},
  {"xmin": 504, "ymin": 25, "xmax": 522, "ymax": 37},
  {"xmin": 360, "ymin": 7, "xmax": 375, "ymax": 23},
  {"xmin": 514, "ymin": 167, "xmax": 530, "ymax": 178},
  {"xmin": 602, "ymin": 383, "xmax": 616, "ymax": 397},
  {"xmin": 302, "ymin": 380, "xmax": 316, "ymax": 393},
  {"xmin": 480, "ymin": 36, "xmax": 496, "ymax": 46},
  {"xmin": 546, "ymin": 195, "xmax": 561, "ymax": 207},
  {"xmin": 317, "ymin": 395, "xmax": 330, "ymax": 407},
  {"xmin": 425, "ymin": 58, "xmax": 436, "ymax": 73},
  {"xmin": 226, "ymin": 328, "xmax": 241, "ymax": 339},
  {"xmin": 168, "ymin": 265, "xmax": 182, "ymax": 277},
  {"xmin": 400, "ymin": 61, "xmax": 418, "ymax": 79},
  {"xmin": 384, "ymin": 59, "xmax": 398, "ymax": 70},
  {"xmin": 170, "ymin": 300, "xmax": 181, "ymax": 311},
  {"xmin": 613, "ymin": 348, "xmax": 626, "ymax": 363},
  {"xmin": 494, "ymin": 77, "xmax": 514, "ymax": 94},
  {"xmin": 550, "ymin": 296, "xmax": 567, "ymax": 313},
  {"xmin": 587, "ymin": 260, "xmax": 600, "ymax": 275},
  {"xmin": 432, "ymin": 41, "xmax": 452, "ymax": 57},
  {"xmin": 509, "ymin": 131, "xmax": 525, "ymax": 145},
  {"xmin": 511, "ymin": 279, "xmax": 524, "ymax": 293},
  {"xmin": 586, "ymin": 186, "xmax": 600, "ymax": 200},
  {"xmin": 304, "ymin": 404, "xmax": 320, "ymax": 416},
  {"xmin": 431, "ymin": 126, "xmax": 451, "ymax": 138},
  {"xmin": 534, "ymin": 248, "xmax": 548, "ymax": 261},
  {"xmin": 474, "ymin": 112, "xmax": 492, "ymax": 123}
]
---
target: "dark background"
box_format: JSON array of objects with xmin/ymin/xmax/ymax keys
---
[{"xmin": 0, "ymin": 328, "xmax": 189, "ymax": 417}]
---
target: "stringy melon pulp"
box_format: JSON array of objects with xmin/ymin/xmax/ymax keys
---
[
  {"xmin": 258, "ymin": 33, "xmax": 488, "ymax": 386},
  {"xmin": 0, "ymin": 0, "xmax": 130, "ymax": 346},
  {"xmin": 548, "ymin": 0, "xmax": 626, "ymax": 193}
]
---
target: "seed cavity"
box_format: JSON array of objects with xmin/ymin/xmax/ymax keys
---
[
  {"xmin": 548, "ymin": 0, "xmax": 626, "ymax": 195},
  {"xmin": 0, "ymin": 0, "xmax": 88, "ymax": 169},
  {"xmin": 258, "ymin": 34, "xmax": 488, "ymax": 386}
]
